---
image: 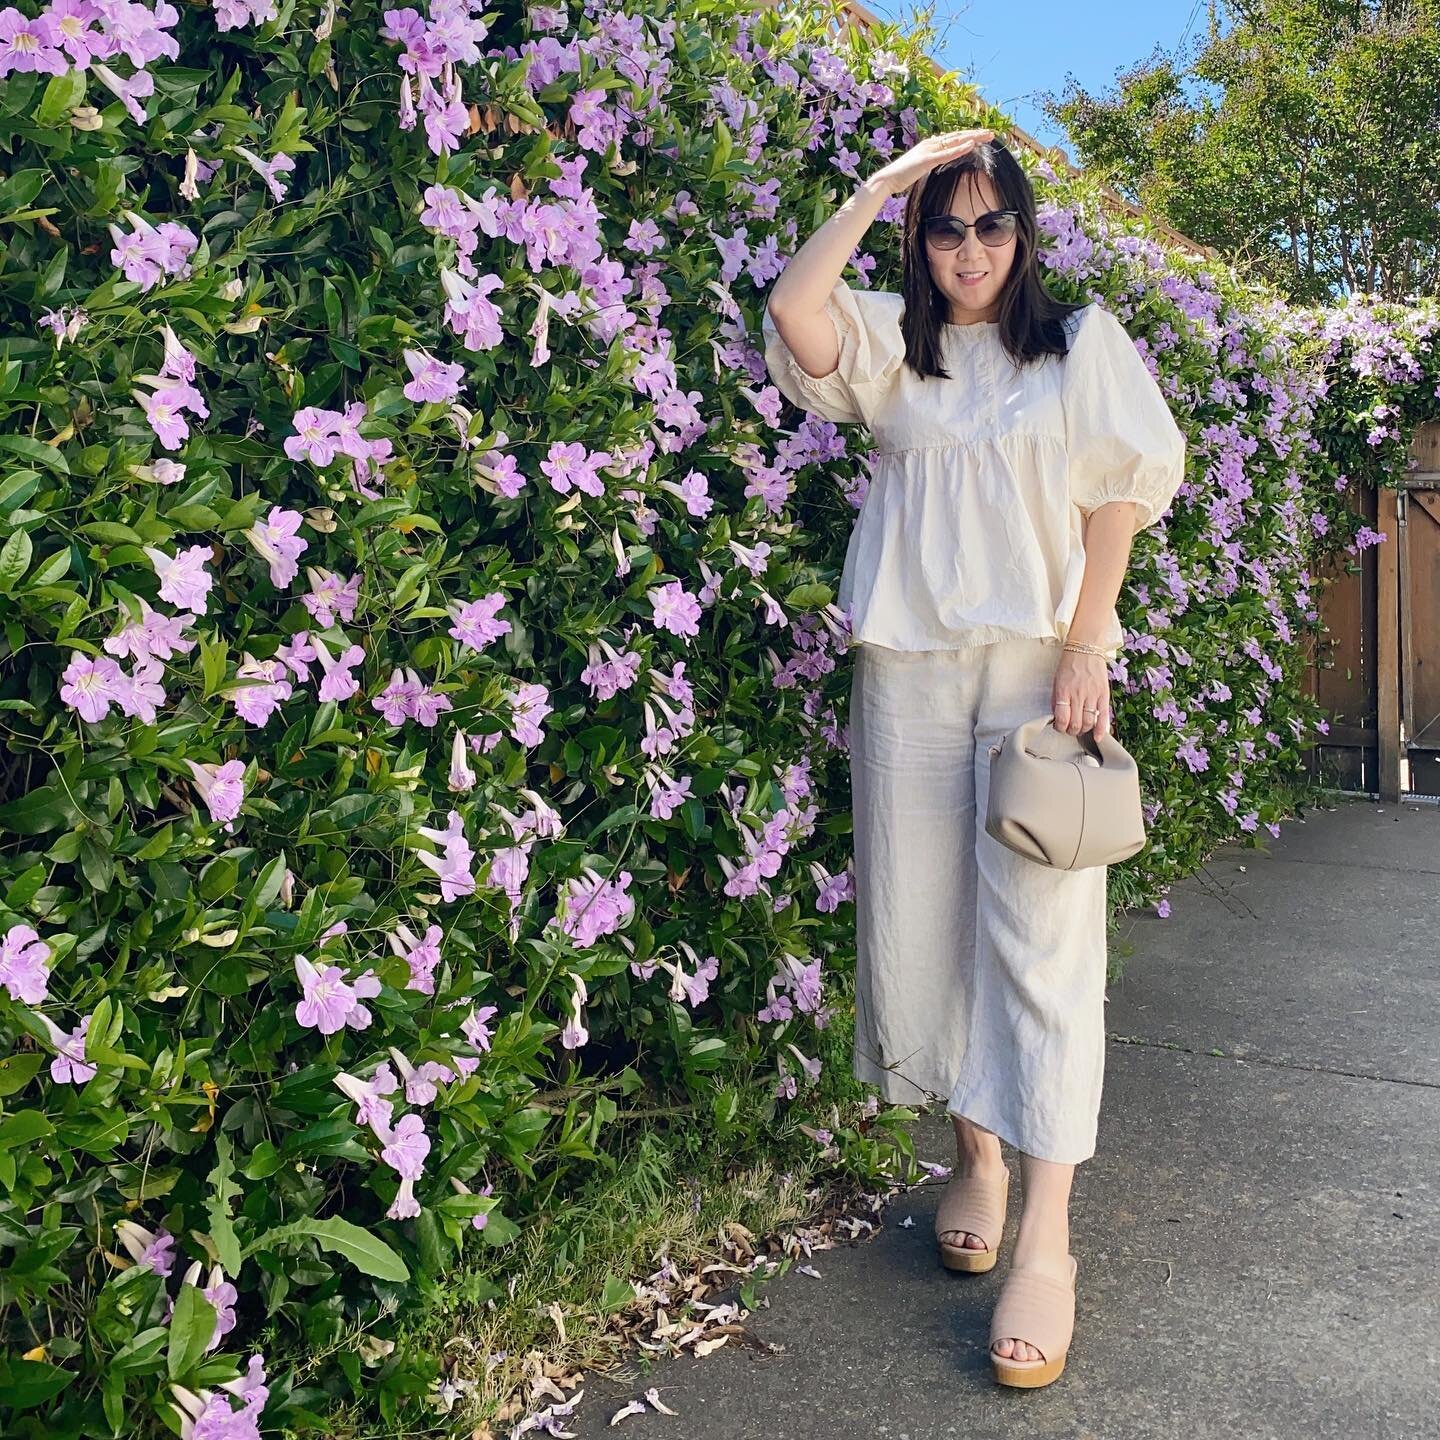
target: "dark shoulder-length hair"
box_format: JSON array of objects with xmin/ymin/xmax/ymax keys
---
[{"xmin": 898, "ymin": 139, "xmax": 1087, "ymax": 378}]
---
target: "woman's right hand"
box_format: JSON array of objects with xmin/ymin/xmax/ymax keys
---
[{"xmin": 868, "ymin": 127, "xmax": 996, "ymax": 199}]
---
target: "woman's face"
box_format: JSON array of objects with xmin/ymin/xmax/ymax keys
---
[{"xmin": 924, "ymin": 171, "xmax": 1017, "ymax": 325}]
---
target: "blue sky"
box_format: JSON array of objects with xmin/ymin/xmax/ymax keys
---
[{"xmin": 855, "ymin": 0, "xmax": 1220, "ymax": 156}]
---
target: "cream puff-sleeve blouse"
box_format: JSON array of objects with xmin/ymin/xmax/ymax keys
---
[{"xmin": 760, "ymin": 281, "xmax": 1187, "ymax": 659}]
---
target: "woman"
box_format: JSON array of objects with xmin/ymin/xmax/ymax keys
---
[{"xmin": 761, "ymin": 128, "xmax": 1186, "ymax": 1389}]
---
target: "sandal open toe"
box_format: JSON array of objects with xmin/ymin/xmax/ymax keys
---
[
  {"xmin": 989, "ymin": 1252, "xmax": 1079, "ymax": 1388},
  {"xmin": 934, "ymin": 1164, "xmax": 1009, "ymax": 1273}
]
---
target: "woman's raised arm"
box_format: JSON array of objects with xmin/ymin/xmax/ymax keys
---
[{"xmin": 765, "ymin": 128, "xmax": 992, "ymax": 379}]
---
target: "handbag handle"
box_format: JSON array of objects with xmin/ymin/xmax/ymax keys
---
[{"xmin": 990, "ymin": 715, "xmax": 1114, "ymax": 762}]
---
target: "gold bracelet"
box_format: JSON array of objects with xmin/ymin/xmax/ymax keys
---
[{"xmin": 1062, "ymin": 639, "xmax": 1111, "ymax": 657}]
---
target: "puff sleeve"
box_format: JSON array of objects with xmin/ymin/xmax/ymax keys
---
[
  {"xmin": 1061, "ymin": 303, "xmax": 1187, "ymax": 536},
  {"xmin": 761, "ymin": 279, "xmax": 905, "ymax": 428}
]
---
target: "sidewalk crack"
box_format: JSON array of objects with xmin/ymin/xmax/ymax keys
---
[{"xmin": 1106, "ymin": 1032, "xmax": 1440, "ymax": 1090}]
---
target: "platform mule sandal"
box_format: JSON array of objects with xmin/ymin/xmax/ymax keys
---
[
  {"xmin": 988, "ymin": 1252, "xmax": 1079, "ymax": 1389},
  {"xmin": 935, "ymin": 1164, "xmax": 1010, "ymax": 1273}
]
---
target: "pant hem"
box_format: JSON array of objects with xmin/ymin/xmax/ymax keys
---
[{"xmin": 945, "ymin": 1095, "xmax": 1097, "ymax": 1166}]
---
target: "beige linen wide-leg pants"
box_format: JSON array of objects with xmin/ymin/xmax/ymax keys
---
[{"xmin": 847, "ymin": 635, "xmax": 1109, "ymax": 1165}]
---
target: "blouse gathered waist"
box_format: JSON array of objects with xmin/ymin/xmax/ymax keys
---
[
  {"xmin": 872, "ymin": 431, "xmax": 1067, "ymax": 460},
  {"xmin": 759, "ymin": 281, "xmax": 1188, "ymax": 662}
]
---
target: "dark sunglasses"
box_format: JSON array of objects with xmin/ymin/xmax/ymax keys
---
[{"xmin": 922, "ymin": 210, "xmax": 1018, "ymax": 249}]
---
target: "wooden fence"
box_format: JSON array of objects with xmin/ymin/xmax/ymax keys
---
[{"xmin": 1307, "ymin": 421, "xmax": 1440, "ymax": 800}]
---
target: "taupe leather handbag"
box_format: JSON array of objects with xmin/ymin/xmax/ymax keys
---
[{"xmin": 984, "ymin": 715, "xmax": 1147, "ymax": 870}]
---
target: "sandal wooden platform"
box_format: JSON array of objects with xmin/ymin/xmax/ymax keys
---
[
  {"xmin": 934, "ymin": 1164, "xmax": 1010, "ymax": 1273},
  {"xmin": 989, "ymin": 1252, "xmax": 1079, "ymax": 1388}
]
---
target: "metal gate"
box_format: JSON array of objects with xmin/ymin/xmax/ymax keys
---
[{"xmin": 1307, "ymin": 420, "xmax": 1440, "ymax": 799}]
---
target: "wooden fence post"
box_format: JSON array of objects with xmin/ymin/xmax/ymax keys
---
[{"xmin": 1376, "ymin": 485, "xmax": 1401, "ymax": 802}]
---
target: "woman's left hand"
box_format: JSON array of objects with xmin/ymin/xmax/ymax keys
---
[{"xmin": 1052, "ymin": 649, "xmax": 1111, "ymax": 738}]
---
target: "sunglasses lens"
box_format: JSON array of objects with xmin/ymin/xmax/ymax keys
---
[
  {"xmin": 925, "ymin": 214, "xmax": 1015, "ymax": 248},
  {"xmin": 977, "ymin": 214, "xmax": 1015, "ymax": 245}
]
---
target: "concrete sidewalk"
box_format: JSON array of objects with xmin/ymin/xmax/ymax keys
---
[{"xmin": 567, "ymin": 795, "xmax": 1440, "ymax": 1439}]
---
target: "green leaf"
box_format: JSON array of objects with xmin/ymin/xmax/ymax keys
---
[
  {"xmin": 271, "ymin": 92, "xmax": 309, "ymax": 154},
  {"xmin": 0, "ymin": 469, "xmax": 40, "ymax": 513},
  {"xmin": 709, "ymin": 117, "xmax": 733, "ymax": 177},
  {"xmin": 79, "ymin": 835, "xmax": 113, "ymax": 893},
  {"xmin": 89, "ymin": 994, "xmax": 122, "ymax": 1052},
  {"xmin": 0, "ymin": 528, "xmax": 32, "ymax": 593},
  {"xmin": 783, "ymin": 581, "xmax": 833, "ymax": 609},
  {"xmin": 165, "ymin": 503, "xmax": 223, "ymax": 531},
  {"xmin": 0, "ymin": 785, "xmax": 78, "ymax": 835},
  {"xmin": 33, "ymin": 71, "xmax": 86, "ymax": 129},
  {"xmin": 598, "ymin": 1274, "xmax": 634, "ymax": 1312},
  {"xmin": 166, "ymin": 1284, "xmax": 218, "ymax": 1380},
  {"xmin": 134, "ymin": 823, "xmax": 174, "ymax": 861},
  {"xmin": 0, "ymin": 434, "xmax": 68, "ymax": 474},
  {"xmin": 390, "ymin": 561, "xmax": 428, "ymax": 610},
  {"xmin": 353, "ymin": 497, "xmax": 410, "ymax": 528},
  {"xmin": 498, "ymin": 1106, "xmax": 549, "ymax": 1164},
  {"xmin": 241, "ymin": 1140, "xmax": 282, "ymax": 1180},
  {"xmin": 306, "ymin": 699, "xmax": 338, "ymax": 743},
  {"xmin": 687, "ymin": 1036, "xmax": 730, "ymax": 1069},
  {"xmin": 243, "ymin": 1216, "xmax": 409, "ymax": 1282},
  {"xmin": 205, "ymin": 1133, "xmax": 243, "ymax": 1275},
  {"xmin": 77, "ymin": 520, "xmax": 143, "ymax": 545},
  {"xmin": 37, "ymin": 241, "xmax": 66, "ymax": 299},
  {"xmin": 0, "ymin": 1356, "xmax": 75, "ymax": 1412},
  {"xmin": 711, "ymin": 1086, "xmax": 740, "ymax": 1133},
  {"xmin": 321, "ymin": 793, "xmax": 381, "ymax": 831},
  {"xmin": 477, "ymin": 1209, "xmax": 521, "ymax": 1247},
  {"xmin": 328, "ymin": 337, "xmax": 362, "ymax": 369},
  {"xmin": 217, "ymin": 492, "xmax": 265, "ymax": 531},
  {"xmin": 199, "ymin": 853, "xmax": 239, "ymax": 903},
  {"xmin": 109, "ymin": 1326, "xmax": 168, "ymax": 1379},
  {"xmin": 2, "ymin": 862, "xmax": 44, "ymax": 911},
  {"xmin": 0, "ymin": 1053, "xmax": 43, "ymax": 1098},
  {"xmin": 27, "ymin": 546, "xmax": 70, "ymax": 586},
  {"xmin": 0, "ymin": 168, "xmax": 47, "ymax": 213},
  {"xmin": 247, "ymin": 851, "xmax": 288, "ymax": 914},
  {"xmin": 0, "ymin": 1111, "xmax": 55, "ymax": 1151},
  {"xmin": 586, "ymin": 804, "xmax": 640, "ymax": 841},
  {"xmin": 200, "ymin": 637, "xmax": 230, "ymax": 699}
]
